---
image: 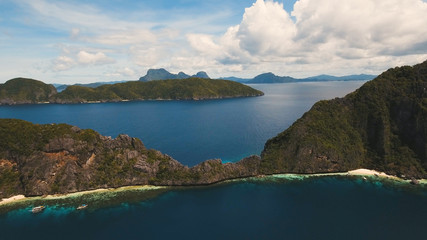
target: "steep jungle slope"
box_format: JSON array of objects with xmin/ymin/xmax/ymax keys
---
[{"xmin": 261, "ymin": 60, "xmax": 427, "ymax": 178}]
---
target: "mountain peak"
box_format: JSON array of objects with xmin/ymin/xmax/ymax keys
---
[
  {"xmin": 139, "ymin": 69, "xmax": 210, "ymax": 81},
  {"xmin": 139, "ymin": 69, "xmax": 176, "ymax": 81},
  {"xmin": 194, "ymin": 71, "xmax": 210, "ymax": 79}
]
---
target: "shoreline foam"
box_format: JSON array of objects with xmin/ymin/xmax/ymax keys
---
[
  {"xmin": 347, "ymin": 168, "xmax": 400, "ymax": 180},
  {"xmin": 1, "ymin": 169, "xmax": 424, "ymax": 207},
  {"xmin": 0, "ymin": 185, "xmax": 166, "ymax": 207}
]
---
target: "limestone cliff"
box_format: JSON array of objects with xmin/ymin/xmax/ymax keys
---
[{"xmin": 0, "ymin": 119, "xmax": 260, "ymax": 199}]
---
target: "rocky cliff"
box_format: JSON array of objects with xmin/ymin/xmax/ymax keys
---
[
  {"xmin": 139, "ymin": 68, "xmax": 210, "ymax": 81},
  {"xmin": 0, "ymin": 119, "xmax": 261, "ymax": 199},
  {"xmin": 1, "ymin": 60, "xmax": 426, "ymax": 200},
  {"xmin": 260, "ymin": 60, "xmax": 427, "ymax": 178}
]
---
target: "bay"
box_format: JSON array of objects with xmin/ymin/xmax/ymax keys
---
[
  {"xmin": 0, "ymin": 81, "xmax": 365, "ymax": 166},
  {"xmin": 1, "ymin": 81, "xmax": 426, "ymax": 240}
]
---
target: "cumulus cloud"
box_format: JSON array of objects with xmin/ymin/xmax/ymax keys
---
[
  {"xmin": 292, "ymin": 0, "xmax": 427, "ymax": 57},
  {"xmin": 15, "ymin": 0, "xmax": 427, "ymax": 81},
  {"xmin": 77, "ymin": 51, "xmax": 115, "ymax": 65},
  {"xmin": 129, "ymin": 46, "xmax": 169, "ymax": 68},
  {"xmin": 51, "ymin": 50, "xmax": 115, "ymax": 71},
  {"xmin": 52, "ymin": 56, "xmax": 75, "ymax": 71},
  {"xmin": 105, "ymin": 67, "xmax": 136, "ymax": 78},
  {"xmin": 236, "ymin": 0, "xmax": 296, "ymax": 56},
  {"xmin": 188, "ymin": 0, "xmax": 427, "ymax": 76}
]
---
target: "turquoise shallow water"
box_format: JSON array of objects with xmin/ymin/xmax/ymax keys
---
[
  {"xmin": 1, "ymin": 176, "xmax": 426, "ymax": 240},
  {"xmin": 2, "ymin": 81, "xmax": 426, "ymax": 239}
]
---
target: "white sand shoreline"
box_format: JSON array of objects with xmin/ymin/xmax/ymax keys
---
[
  {"xmin": 0, "ymin": 185, "xmax": 166, "ymax": 207},
  {"xmin": 0, "ymin": 195, "xmax": 26, "ymax": 205},
  {"xmin": 347, "ymin": 168, "xmax": 399, "ymax": 179},
  {"xmin": 1, "ymin": 169, "xmax": 424, "ymax": 207}
]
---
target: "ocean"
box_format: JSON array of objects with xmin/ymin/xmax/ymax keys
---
[{"xmin": 1, "ymin": 81, "xmax": 426, "ymax": 239}]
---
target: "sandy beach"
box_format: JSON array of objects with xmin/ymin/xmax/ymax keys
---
[
  {"xmin": 0, "ymin": 185, "xmax": 166, "ymax": 207},
  {"xmin": 347, "ymin": 168, "xmax": 399, "ymax": 179},
  {"xmin": 0, "ymin": 169, "xmax": 423, "ymax": 207},
  {"xmin": 0, "ymin": 195, "xmax": 26, "ymax": 206}
]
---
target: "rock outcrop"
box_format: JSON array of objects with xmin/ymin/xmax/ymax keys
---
[
  {"xmin": 2, "ymin": 60, "xmax": 426, "ymax": 200},
  {"xmin": 138, "ymin": 69, "xmax": 210, "ymax": 81},
  {"xmin": 0, "ymin": 119, "xmax": 261, "ymax": 199}
]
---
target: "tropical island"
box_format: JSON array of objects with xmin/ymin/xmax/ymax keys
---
[
  {"xmin": 1, "ymin": 60, "xmax": 426, "ymax": 203},
  {"xmin": 0, "ymin": 78, "xmax": 264, "ymax": 105},
  {"xmin": 54, "ymin": 68, "xmax": 376, "ymax": 91},
  {"xmin": 137, "ymin": 67, "xmax": 375, "ymax": 83}
]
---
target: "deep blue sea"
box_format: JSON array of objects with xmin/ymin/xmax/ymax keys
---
[
  {"xmin": 1, "ymin": 81, "xmax": 427, "ymax": 240},
  {"xmin": 0, "ymin": 82, "xmax": 366, "ymax": 166}
]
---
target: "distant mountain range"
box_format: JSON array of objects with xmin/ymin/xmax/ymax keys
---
[
  {"xmin": 222, "ymin": 73, "xmax": 376, "ymax": 83},
  {"xmin": 138, "ymin": 68, "xmax": 376, "ymax": 83},
  {"xmin": 139, "ymin": 68, "xmax": 210, "ymax": 82},
  {"xmin": 50, "ymin": 69, "xmax": 376, "ymax": 92}
]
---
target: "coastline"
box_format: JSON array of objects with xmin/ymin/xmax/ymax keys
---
[
  {"xmin": 1, "ymin": 168, "xmax": 425, "ymax": 208},
  {"xmin": 347, "ymin": 168, "xmax": 401, "ymax": 179},
  {"xmin": 0, "ymin": 185, "xmax": 166, "ymax": 207},
  {"xmin": 264, "ymin": 168, "xmax": 417, "ymax": 183},
  {"xmin": 0, "ymin": 94, "xmax": 264, "ymax": 106}
]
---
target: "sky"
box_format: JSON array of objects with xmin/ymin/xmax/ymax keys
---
[{"xmin": 1, "ymin": 0, "xmax": 427, "ymax": 84}]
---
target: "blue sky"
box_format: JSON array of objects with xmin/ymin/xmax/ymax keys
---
[{"xmin": 0, "ymin": 0, "xmax": 426, "ymax": 84}]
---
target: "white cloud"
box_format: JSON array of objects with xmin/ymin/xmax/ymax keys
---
[
  {"xmin": 236, "ymin": 0, "xmax": 296, "ymax": 56},
  {"xmin": 120, "ymin": 67, "xmax": 135, "ymax": 77},
  {"xmin": 6, "ymin": 0, "xmax": 427, "ymax": 83},
  {"xmin": 187, "ymin": 34, "xmax": 222, "ymax": 56},
  {"xmin": 292, "ymin": 0, "xmax": 427, "ymax": 57},
  {"xmin": 187, "ymin": 0, "xmax": 427, "ymax": 77},
  {"xmin": 51, "ymin": 50, "xmax": 115, "ymax": 72},
  {"xmin": 52, "ymin": 56, "xmax": 75, "ymax": 71},
  {"xmin": 105, "ymin": 67, "xmax": 136, "ymax": 78},
  {"xmin": 77, "ymin": 51, "xmax": 115, "ymax": 65},
  {"xmin": 129, "ymin": 46, "xmax": 169, "ymax": 68}
]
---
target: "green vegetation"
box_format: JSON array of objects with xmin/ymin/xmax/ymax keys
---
[
  {"xmin": 261, "ymin": 60, "xmax": 427, "ymax": 178},
  {"xmin": 0, "ymin": 118, "xmax": 262, "ymax": 198},
  {"xmin": 53, "ymin": 78, "xmax": 263, "ymax": 103},
  {"xmin": 0, "ymin": 77, "xmax": 263, "ymax": 104},
  {"xmin": 2, "ymin": 60, "xmax": 426, "ymax": 200},
  {"xmin": 0, "ymin": 162, "xmax": 20, "ymax": 197},
  {"xmin": 0, "ymin": 78, "xmax": 57, "ymax": 104},
  {"xmin": 0, "ymin": 119, "xmax": 99, "ymax": 157}
]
